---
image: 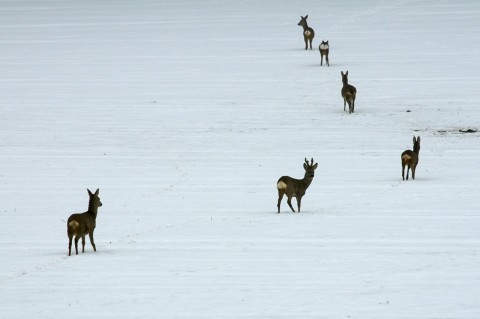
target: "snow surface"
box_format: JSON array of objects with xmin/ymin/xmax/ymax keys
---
[{"xmin": 1, "ymin": 0, "xmax": 480, "ymax": 318}]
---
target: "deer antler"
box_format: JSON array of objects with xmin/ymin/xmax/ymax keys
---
[
  {"xmin": 305, "ymin": 158, "xmax": 309, "ymax": 165},
  {"xmin": 310, "ymin": 158, "xmax": 314, "ymax": 166}
]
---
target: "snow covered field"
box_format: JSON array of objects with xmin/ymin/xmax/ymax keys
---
[{"xmin": 1, "ymin": 0, "xmax": 479, "ymax": 317}]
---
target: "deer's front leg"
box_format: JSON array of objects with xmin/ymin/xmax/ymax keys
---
[
  {"xmin": 297, "ymin": 196, "xmax": 302, "ymax": 213},
  {"xmin": 89, "ymin": 232, "xmax": 96, "ymax": 252},
  {"xmin": 287, "ymin": 195, "xmax": 296, "ymax": 212}
]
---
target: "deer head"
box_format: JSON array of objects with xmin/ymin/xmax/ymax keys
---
[{"xmin": 303, "ymin": 157, "xmax": 318, "ymax": 178}]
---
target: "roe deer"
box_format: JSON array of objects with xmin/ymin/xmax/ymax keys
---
[
  {"xmin": 319, "ymin": 40, "xmax": 329, "ymax": 66},
  {"xmin": 277, "ymin": 158, "xmax": 318, "ymax": 213},
  {"xmin": 298, "ymin": 15, "xmax": 315, "ymax": 50},
  {"xmin": 401, "ymin": 136, "xmax": 421, "ymax": 180},
  {"xmin": 67, "ymin": 188, "xmax": 102, "ymax": 256},
  {"xmin": 341, "ymin": 71, "xmax": 357, "ymax": 114}
]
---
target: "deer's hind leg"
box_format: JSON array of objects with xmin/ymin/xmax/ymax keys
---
[
  {"xmin": 326, "ymin": 54, "xmax": 329, "ymax": 66},
  {"xmin": 277, "ymin": 190, "xmax": 284, "ymax": 213},
  {"xmin": 89, "ymin": 231, "xmax": 96, "ymax": 252},
  {"xmin": 74, "ymin": 236, "xmax": 80, "ymax": 255},
  {"xmin": 68, "ymin": 235, "xmax": 73, "ymax": 256},
  {"xmin": 81, "ymin": 235, "xmax": 86, "ymax": 253}
]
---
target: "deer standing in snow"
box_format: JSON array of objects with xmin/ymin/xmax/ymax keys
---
[
  {"xmin": 319, "ymin": 40, "xmax": 329, "ymax": 66},
  {"xmin": 341, "ymin": 71, "xmax": 357, "ymax": 113},
  {"xmin": 298, "ymin": 15, "xmax": 315, "ymax": 50},
  {"xmin": 67, "ymin": 189, "xmax": 102, "ymax": 256},
  {"xmin": 277, "ymin": 158, "xmax": 318, "ymax": 213},
  {"xmin": 401, "ymin": 136, "xmax": 421, "ymax": 180}
]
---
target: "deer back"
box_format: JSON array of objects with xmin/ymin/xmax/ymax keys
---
[
  {"xmin": 67, "ymin": 212, "xmax": 96, "ymax": 236},
  {"xmin": 277, "ymin": 176, "xmax": 306, "ymax": 197}
]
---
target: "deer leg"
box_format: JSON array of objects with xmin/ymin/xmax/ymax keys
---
[
  {"xmin": 326, "ymin": 55, "xmax": 329, "ymax": 66},
  {"xmin": 352, "ymin": 98, "xmax": 355, "ymax": 113},
  {"xmin": 402, "ymin": 164, "xmax": 405, "ymax": 180},
  {"xmin": 320, "ymin": 54, "xmax": 323, "ymax": 66},
  {"xmin": 297, "ymin": 196, "xmax": 302, "ymax": 213},
  {"xmin": 74, "ymin": 236, "xmax": 80, "ymax": 255},
  {"xmin": 89, "ymin": 232, "xmax": 96, "ymax": 252},
  {"xmin": 411, "ymin": 165, "xmax": 416, "ymax": 180},
  {"xmin": 305, "ymin": 39, "xmax": 308, "ymax": 50},
  {"xmin": 81, "ymin": 235, "xmax": 86, "ymax": 253},
  {"xmin": 287, "ymin": 196, "xmax": 295, "ymax": 212},
  {"xmin": 406, "ymin": 165, "xmax": 410, "ymax": 180},
  {"xmin": 309, "ymin": 39, "xmax": 313, "ymax": 50},
  {"xmin": 344, "ymin": 99, "xmax": 347, "ymax": 112},
  {"xmin": 68, "ymin": 236, "xmax": 73, "ymax": 256},
  {"xmin": 277, "ymin": 190, "xmax": 284, "ymax": 213}
]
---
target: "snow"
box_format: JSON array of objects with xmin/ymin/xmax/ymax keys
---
[{"xmin": 1, "ymin": 0, "xmax": 480, "ymax": 317}]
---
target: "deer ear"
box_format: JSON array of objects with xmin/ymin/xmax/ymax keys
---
[
  {"xmin": 341, "ymin": 71, "xmax": 344, "ymax": 76},
  {"xmin": 346, "ymin": 70, "xmax": 349, "ymax": 76},
  {"xmin": 313, "ymin": 163, "xmax": 318, "ymax": 169},
  {"xmin": 305, "ymin": 15, "xmax": 308, "ymax": 19},
  {"xmin": 95, "ymin": 188, "xmax": 99, "ymax": 195},
  {"xmin": 413, "ymin": 136, "xmax": 416, "ymax": 143},
  {"xmin": 417, "ymin": 136, "xmax": 421, "ymax": 142},
  {"xmin": 87, "ymin": 189, "xmax": 93, "ymax": 196}
]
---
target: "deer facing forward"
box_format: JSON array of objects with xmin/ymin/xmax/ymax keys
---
[
  {"xmin": 67, "ymin": 189, "xmax": 102, "ymax": 256},
  {"xmin": 341, "ymin": 71, "xmax": 357, "ymax": 114},
  {"xmin": 277, "ymin": 158, "xmax": 318, "ymax": 213},
  {"xmin": 298, "ymin": 15, "xmax": 315, "ymax": 50},
  {"xmin": 401, "ymin": 136, "xmax": 421, "ymax": 180}
]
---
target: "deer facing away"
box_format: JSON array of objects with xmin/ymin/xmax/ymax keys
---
[
  {"xmin": 401, "ymin": 136, "xmax": 421, "ymax": 180},
  {"xmin": 277, "ymin": 158, "xmax": 318, "ymax": 213},
  {"xmin": 67, "ymin": 188, "xmax": 102, "ymax": 256},
  {"xmin": 341, "ymin": 70, "xmax": 357, "ymax": 114},
  {"xmin": 298, "ymin": 15, "xmax": 315, "ymax": 50},
  {"xmin": 319, "ymin": 40, "xmax": 329, "ymax": 66}
]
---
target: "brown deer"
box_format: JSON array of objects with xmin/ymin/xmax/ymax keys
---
[
  {"xmin": 298, "ymin": 15, "xmax": 315, "ymax": 50},
  {"xmin": 277, "ymin": 158, "xmax": 318, "ymax": 213},
  {"xmin": 319, "ymin": 40, "xmax": 329, "ymax": 66},
  {"xmin": 67, "ymin": 189, "xmax": 102, "ymax": 256},
  {"xmin": 341, "ymin": 71, "xmax": 357, "ymax": 113},
  {"xmin": 401, "ymin": 136, "xmax": 421, "ymax": 180}
]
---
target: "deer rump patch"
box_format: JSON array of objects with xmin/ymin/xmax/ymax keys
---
[
  {"xmin": 277, "ymin": 181, "xmax": 287, "ymax": 190},
  {"xmin": 304, "ymin": 30, "xmax": 312, "ymax": 36},
  {"xmin": 319, "ymin": 43, "xmax": 329, "ymax": 50}
]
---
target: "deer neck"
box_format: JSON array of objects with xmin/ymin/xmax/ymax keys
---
[
  {"xmin": 302, "ymin": 174, "xmax": 314, "ymax": 189},
  {"xmin": 414, "ymin": 145, "xmax": 420, "ymax": 156},
  {"xmin": 302, "ymin": 23, "xmax": 309, "ymax": 31},
  {"xmin": 87, "ymin": 201, "xmax": 99, "ymax": 218}
]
